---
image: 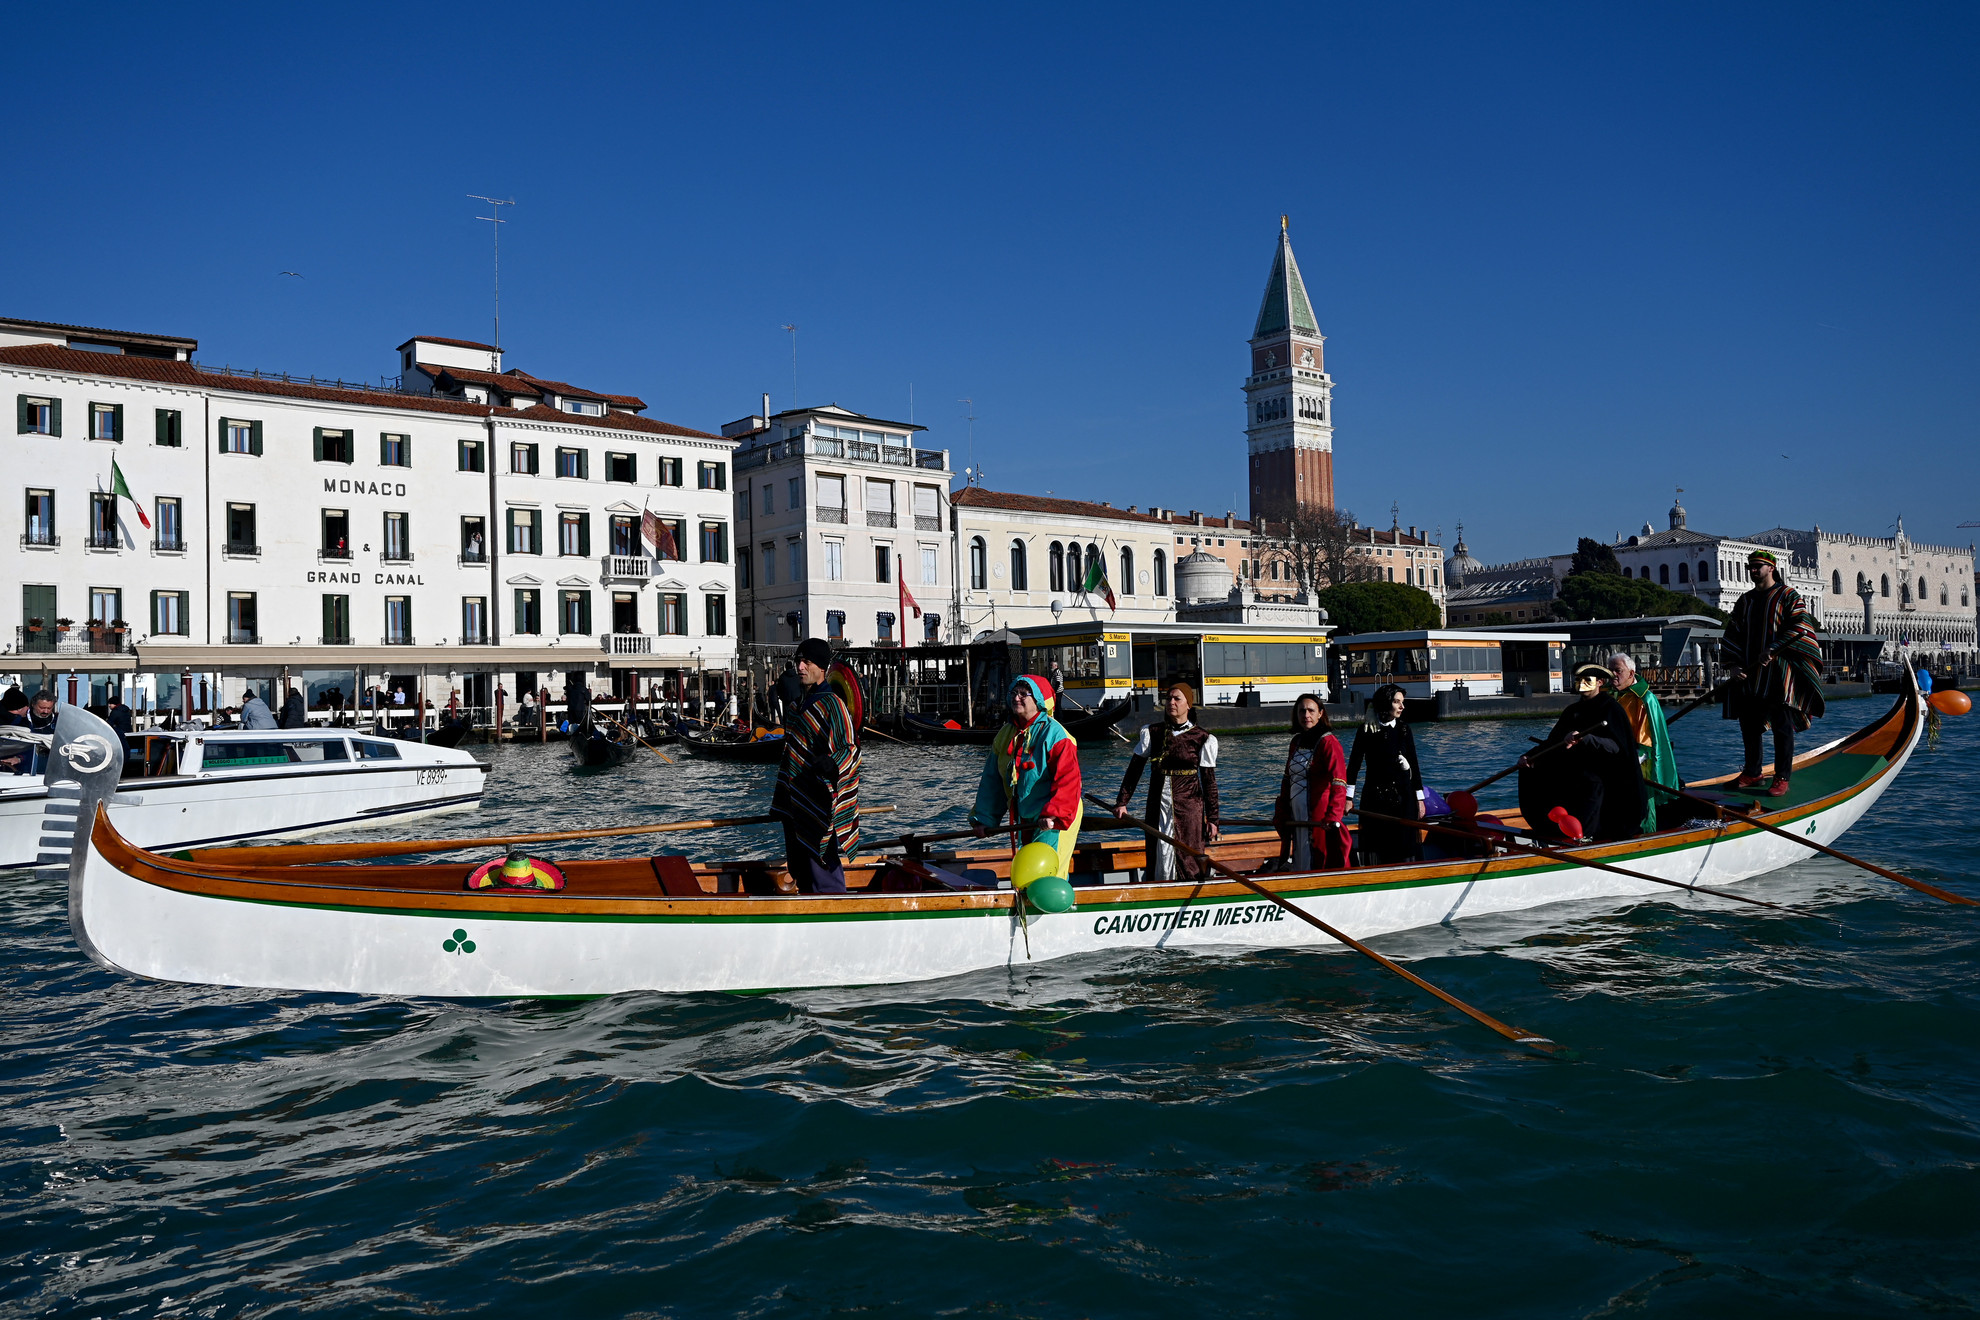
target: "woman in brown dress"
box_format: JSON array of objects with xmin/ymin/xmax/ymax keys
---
[{"xmin": 1112, "ymin": 683, "xmax": 1220, "ymax": 881}]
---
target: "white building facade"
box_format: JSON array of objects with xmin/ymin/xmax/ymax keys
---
[
  {"xmin": 1749, "ymin": 521, "xmax": 1976, "ymax": 659},
  {"xmin": 726, "ymin": 404, "xmax": 952, "ymax": 648},
  {"xmin": 2, "ymin": 317, "xmax": 735, "ymax": 712},
  {"xmin": 951, "ymin": 488, "xmax": 1180, "ymax": 638}
]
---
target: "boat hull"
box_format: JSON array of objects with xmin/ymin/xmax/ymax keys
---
[{"xmin": 55, "ymin": 684, "xmax": 1926, "ymax": 999}]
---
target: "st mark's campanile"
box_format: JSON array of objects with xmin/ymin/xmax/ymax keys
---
[{"xmin": 1245, "ymin": 217, "xmax": 1334, "ymax": 521}]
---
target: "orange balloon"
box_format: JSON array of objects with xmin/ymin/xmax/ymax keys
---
[{"xmin": 1929, "ymin": 689, "xmax": 1972, "ymax": 716}]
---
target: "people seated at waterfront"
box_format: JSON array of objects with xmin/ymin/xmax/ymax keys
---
[
  {"xmin": 515, "ymin": 692, "xmax": 537, "ymax": 729},
  {"xmin": 1723, "ymin": 548, "xmax": 1825, "ymax": 796},
  {"xmin": 1346, "ymin": 683, "xmax": 1425, "ymax": 865},
  {"xmin": 1607, "ymin": 653, "xmax": 1678, "ymax": 833},
  {"xmin": 1518, "ymin": 665, "xmax": 1646, "ymax": 843},
  {"xmin": 1269, "ymin": 693, "xmax": 1349, "ymax": 873},
  {"xmin": 972, "ymin": 675, "xmax": 1083, "ymax": 880},
  {"xmin": 769, "ymin": 638, "xmax": 863, "ymax": 894},
  {"xmin": 1112, "ymin": 683, "xmax": 1220, "ymax": 882}
]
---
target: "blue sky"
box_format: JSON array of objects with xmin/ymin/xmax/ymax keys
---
[{"xmin": 7, "ymin": 3, "xmax": 1978, "ymax": 563}]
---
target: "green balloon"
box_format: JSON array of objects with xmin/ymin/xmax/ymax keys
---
[{"xmin": 1026, "ymin": 875, "xmax": 1076, "ymax": 914}]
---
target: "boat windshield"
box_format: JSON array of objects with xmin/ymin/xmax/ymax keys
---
[
  {"xmin": 353, "ymin": 740, "xmax": 401, "ymax": 760},
  {"xmin": 203, "ymin": 739, "xmax": 351, "ymax": 769}
]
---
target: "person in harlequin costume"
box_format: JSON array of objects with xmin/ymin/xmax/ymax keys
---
[
  {"xmin": 1111, "ymin": 683, "xmax": 1220, "ymax": 882},
  {"xmin": 970, "ymin": 675, "xmax": 1084, "ymax": 878}
]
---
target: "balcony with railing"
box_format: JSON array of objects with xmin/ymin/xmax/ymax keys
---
[
  {"xmin": 602, "ymin": 632, "xmax": 654, "ymax": 655},
  {"xmin": 154, "ymin": 535, "xmax": 185, "ymax": 553},
  {"xmin": 601, "ymin": 554, "xmax": 653, "ymax": 583},
  {"xmin": 319, "ymin": 546, "xmax": 353, "ymax": 562},
  {"xmin": 224, "ymin": 631, "xmax": 261, "ymax": 644},
  {"xmin": 382, "ymin": 549, "xmax": 415, "ymax": 564},
  {"xmin": 459, "ymin": 548, "xmax": 488, "ymax": 566},
  {"xmin": 460, "ymin": 634, "xmax": 493, "ymax": 646},
  {"xmin": 15, "ymin": 625, "xmax": 134, "ymax": 655},
  {"xmin": 20, "ymin": 530, "xmax": 58, "ymax": 549},
  {"xmin": 866, "ymin": 510, "xmax": 896, "ymax": 528},
  {"xmin": 383, "ymin": 634, "xmax": 416, "ymax": 645},
  {"xmin": 817, "ymin": 505, "xmax": 848, "ymax": 524},
  {"xmin": 732, "ymin": 435, "xmax": 949, "ymax": 473},
  {"xmin": 86, "ymin": 531, "xmax": 121, "ymax": 551},
  {"xmin": 223, "ymin": 541, "xmax": 259, "ymax": 558},
  {"xmin": 914, "ymin": 515, "xmax": 942, "ymax": 531}
]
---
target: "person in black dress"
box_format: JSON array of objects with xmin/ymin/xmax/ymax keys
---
[
  {"xmin": 1346, "ymin": 683, "xmax": 1426, "ymax": 865},
  {"xmin": 1517, "ymin": 664, "xmax": 1646, "ymax": 843}
]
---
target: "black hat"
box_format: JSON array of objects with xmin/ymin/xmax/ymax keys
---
[{"xmin": 796, "ymin": 637, "xmax": 833, "ymax": 669}]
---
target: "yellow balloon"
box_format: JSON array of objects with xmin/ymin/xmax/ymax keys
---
[{"xmin": 1010, "ymin": 841, "xmax": 1061, "ymax": 890}]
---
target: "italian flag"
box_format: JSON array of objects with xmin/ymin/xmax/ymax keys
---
[
  {"xmin": 1080, "ymin": 554, "xmax": 1116, "ymax": 612},
  {"xmin": 111, "ymin": 458, "xmax": 150, "ymax": 529}
]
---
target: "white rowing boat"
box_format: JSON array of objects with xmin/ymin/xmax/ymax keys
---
[
  {"xmin": 3, "ymin": 723, "xmax": 486, "ymax": 873},
  {"xmin": 44, "ymin": 680, "xmax": 1925, "ymax": 998}
]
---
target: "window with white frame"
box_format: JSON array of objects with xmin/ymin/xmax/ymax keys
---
[
  {"xmin": 824, "ymin": 540, "xmax": 844, "ymax": 581},
  {"xmin": 922, "ymin": 545, "xmax": 939, "ymax": 585}
]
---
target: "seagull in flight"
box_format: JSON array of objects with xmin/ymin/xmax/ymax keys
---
[{"xmin": 280, "ymin": 271, "xmax": 303, "ymax": 279}]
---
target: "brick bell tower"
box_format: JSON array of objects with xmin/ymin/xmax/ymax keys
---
[{"xmin": 1245, "ymin": 217, "xmax": 1334, "ymax": 521}]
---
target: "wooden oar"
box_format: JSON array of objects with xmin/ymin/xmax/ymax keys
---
[
  {"xmin": 606, "ymin": 714, "xmax": 675, "ymax": 765},
  {"xmin": 187, "ymin": 806, "xmax": 899, "ymax": 865},
  {"xmin": 1647, "ymin": 783, "xmax": 1975, "ymax": 907},
  {"xmin": 1285, "ymin": 809, "xmax": 1813, "ymax": 916},
  {"xmin": 1083, "ymin": 795, "xmax": 1569, "ymax": 1057}
]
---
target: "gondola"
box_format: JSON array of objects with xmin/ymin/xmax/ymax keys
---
[
  {"xmin": 427, "ymin": 720, "xmax": 473, "ymax": 749},
  {"xmin": 43, "ymin": 677, "xmax": 1939, "ymax": 999},
  {"xmin": 677, "ymin": 728, "xmax": 786, "ymax": 763},
  {"xmin": 569, "ymin": 718, "xmax": 636, "ymax": 767}
]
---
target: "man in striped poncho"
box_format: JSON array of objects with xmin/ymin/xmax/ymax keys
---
[
  {"xmin": 1722, "ymin": 548, "xmax": 1825, "ymax": 797},
  {"xmin": 770, "ymin": 638, "xmax": 862, "ymax": 892}
]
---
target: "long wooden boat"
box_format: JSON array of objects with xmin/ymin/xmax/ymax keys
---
[{"xmin": 45, "ymin": 681, "xmax": 1928, "ymax": 998}]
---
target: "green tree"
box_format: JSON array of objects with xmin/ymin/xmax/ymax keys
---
[
  {"xmin": 1569, "ymin": 537, "xmax": 1621, "ymax": 576},
  {"xmin": 1553, "ymin": 572, "xmax": 1727, "ymax": 623},
  {"xmin": 1313, "ymin": 580, "xmax": 1443, "ymax": 635}
]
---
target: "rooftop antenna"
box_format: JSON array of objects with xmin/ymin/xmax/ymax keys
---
[
  {"xmin": 959, "ymin": 398, "xmax": 976, "ymax": 486},
  {"xmin": 780, "ymin": 324, "xmax": 799, "ymax": 407},
  {"xmin": 467, "ymin": 195, "xmax": 515, "ymax": 360},
  {"xmin": 908, "ymin": 383, "xmax": 914, "ymax": 425},
  {"xmin": 1390, "ymin": 501, "xmax": 1400, "ymax": 531}
]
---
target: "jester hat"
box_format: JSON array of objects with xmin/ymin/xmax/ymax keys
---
[{"xmin": 1011, "ymin": 674, "xmax": 1057, "ymax": 722}]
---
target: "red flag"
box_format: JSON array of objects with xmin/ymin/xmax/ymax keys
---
[
  {"xmin": 899, "ymin": 573, "xmax": 921, "ymax": 646},
  {"xmin": 644, "ymin": 510, "xmax": 678, "ymax": 560}
]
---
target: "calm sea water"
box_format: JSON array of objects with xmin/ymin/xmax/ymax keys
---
[{"xmin": 4, "ymin": 698, "xmax": 1977, "ymax": 1317}]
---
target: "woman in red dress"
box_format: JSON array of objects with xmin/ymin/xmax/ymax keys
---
[{"xmin": 1271, "ymin": 693, "xmax": 1350, "ymax": 872}]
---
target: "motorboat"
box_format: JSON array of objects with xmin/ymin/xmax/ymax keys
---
[{"xmin": 2, "ymin": 720, "xmax": 488, "ymax": 873}]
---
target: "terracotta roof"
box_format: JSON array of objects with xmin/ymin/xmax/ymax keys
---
[
  {"xmin": 0, "ymin": 344, "xmax": 717, "ymax": 439},
  {"xmin": 505, "ymin": 370, "xmax": 646, "ymax": 411},
  {"xmin": 953, "ymin": 487, "xmax": 1165, "ymax": 525},
  {"xmin": 418, "ymin": 363, "xmax": 543, "ymax": 397},
  {"xmin": 0, "ymin": 315, "xmax": 198, "ymax": 351},
  {"xmin": 397, "ymin": 334, "xmax": 500, "ymax": 353},
  {"xmin": 507, "ymin": 403, "xmax": 722, "ymax": 441}
]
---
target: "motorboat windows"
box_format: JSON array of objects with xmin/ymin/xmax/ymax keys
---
[
  {"xmin": 354, "ymin": 739, "xmax": 402, "ymax": 761},
  {"xmin": 202, "ymin": 739, "xmax": 351, "ymax": 770}
]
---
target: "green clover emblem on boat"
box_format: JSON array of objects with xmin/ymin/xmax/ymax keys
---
[{"xmin": 443, "ymin": 929, "xmax": 476, "ymax": 955}]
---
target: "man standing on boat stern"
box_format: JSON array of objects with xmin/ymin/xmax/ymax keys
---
[
  {"xmin": 1722, "ymin": 548, "xmax": 1825, "ymax": 797},
  {"xmin": 1608, "ymin": 653, "xmax": 1678, "ymax": 834},
  {"xmin": 770, "ymin": 638, "xmax": 862, "ymax": 893},
  {"xmin": 1112, "ymin": 683, "xmax": 1220, "ymax": 882},
  {"xmin": 971, "ymin": 676, "xmax": 1083, "ymax": 879}
]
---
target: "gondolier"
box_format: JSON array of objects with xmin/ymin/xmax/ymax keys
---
[
  {"xmin": 1722, "ymin": 548, "xmax": 1825, "ymax": 796},
  {"xmin": 1113, "ymin": 683, "xmax": 1220, "ymax": 882},
  {"xmin": 971, "ymin": 675, "xmax": 1084, "ymax": 879},
  {"xmin": 769, "ymin": 638, "xmax": 862, "ymax": 893}
]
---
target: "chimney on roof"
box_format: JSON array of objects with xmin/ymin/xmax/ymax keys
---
[
  {"xmin": 1127, "ymin": 505, "xmax": 1138, "ymax": 513},
  {"xmin": 1100, "ymin": 501, "xmax": 1111, "ymax": 508},
  {"xmin": 1192, "ymin": 511, "xmax": 1203, "ymax": 525},
  {"xmin": 762, "ymin": 392, "xmax": 771, "ymax": 427},
  {"xmin": 1225, "ymin": 510, "xmax": 1235, "ymax": 524}
]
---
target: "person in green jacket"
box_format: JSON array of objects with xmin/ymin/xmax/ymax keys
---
[{"xmin": 1608, "ymin": 653, "xmax": 1677, "ymax": 833}]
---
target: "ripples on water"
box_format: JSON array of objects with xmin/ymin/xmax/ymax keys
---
[{"xmin": 4, "ymin": 701, "xmax": 1978, "ymax": 1316}]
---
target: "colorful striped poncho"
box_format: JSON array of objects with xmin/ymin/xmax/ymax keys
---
[
  {"xmin": 770, "ymin": 687, "xmax": 861, "ymax": 861},
  {"xmin": 1723, "ymin": 582, "xmax": 1827, "ymax": 731}
]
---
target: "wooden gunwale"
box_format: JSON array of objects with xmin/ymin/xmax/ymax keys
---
[{"xmin": 89, "ymin": 691, "xmax": 1915, "ymax": 923}]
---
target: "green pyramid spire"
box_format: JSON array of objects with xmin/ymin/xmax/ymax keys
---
[{"xmin": 1253, "ymin": 217, "xmax": 1319, "ymax": 339}]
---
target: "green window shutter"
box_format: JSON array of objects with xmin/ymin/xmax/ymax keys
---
[
  {"xmin": 150, "ymin": 590, "xmax": 160, "ymax": 632},
  {"xmin": 156, "ymin": 410, "xmax": 169, "ymax": 445},
  {"xmin": 578, "ymin": 515, "xmax": 591, "ymax": 557},
  {"xmin": 250, "ymin": 421, "xmax": 263, "ymax": 456},
  {"xmin": 379, "ymin": 433, "xmax": 389, "ymax": 464},
  {"xmin": 217, "ymin": 417, "xmax": 229, "ymax": 452},
  {"xmin": 403, "ymin": 436, "xmax": 411, "ymax": 467},
  {"xmin": 578, "ymin": 450, "xmax": 590, "ymax": 480},
  {"xmin": 15, "ymin": 395, "xmax": 25, "ymax": 434},
  {"xmin": 313, "ymin": 427, "xmax": 325, "ymax": 461},
  {"xmin": 111, "ymin": 404, "xmax": 124, "ymax": 442},
  {"xmin": 49, "ymin": 399, "xmax": 61, "ymax": 437}
]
